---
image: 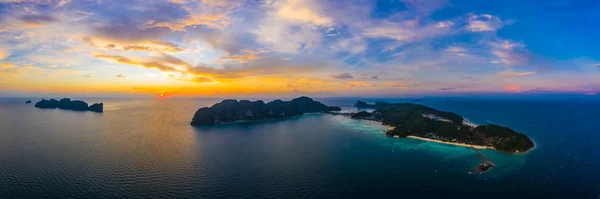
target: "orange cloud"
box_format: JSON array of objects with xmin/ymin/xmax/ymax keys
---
[
  {"xmin": 381, "ymin": 82, "xmax": 408, "ymax": 88},
  {"xmin": 344, "ymin": 81, "xmax": 372, "ymax": 88},
  {"xmin": 504, "ymin": 85, "xmax": 521, "ymax": 92},
  {"xmin": 217, "ymin": 50, "xmax": 263, "ymax": 63},
  {"xmin": 0, "ymin": 49, "xmax": 8, "ymax": 60}
]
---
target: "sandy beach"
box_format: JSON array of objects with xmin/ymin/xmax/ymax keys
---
[
  {"xmin": 406, "ymin": 135, "xmax": 495, "ymax": 150},
  {"xmin": 367, "ymin": 120, "xmax": 395, "ymax": 131}
]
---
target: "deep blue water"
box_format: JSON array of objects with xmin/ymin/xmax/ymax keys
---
[{"xmin": 0, "ymin": 97, "xmax": 599, "ymax": 198}]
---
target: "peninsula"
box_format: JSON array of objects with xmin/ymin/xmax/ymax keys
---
[
  {"xmin": 191, "ymin": 96, "xmax": 341, "ymax": 126},
  {"xmin": 351, "ymin": 100, "xmax": 535, "ymax": 153},
  {"xmin": 34, "ymin": 98, "xmax": 103, "ymax": 112}
]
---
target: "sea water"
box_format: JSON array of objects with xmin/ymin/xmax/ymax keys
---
[{"xmin": 0, "ymin": 97, "xmax": 598, "ymax": 198}]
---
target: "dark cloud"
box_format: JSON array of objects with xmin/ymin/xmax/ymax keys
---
[
  {"xmin": 461, "ymin": 76, "xmax": 482, "ymax": 81},
  {"xmin": 92, "ymin": 18, "xmax": 168, "ymax": 43},
  {"xmin": 371, "ymin": 75, "xmax": 379, "ymax": 80},
  {"xmin": 116, "ymin": 74, "xmax": 127, "ymax": 79},
  {"xmin": 438, "ymin": 87, "xmax": 456, "ymax": 91},
  {"xmin": 19, "ymin": 14, "xmax": 57, "ymax": 25},
  {"xmin": 330, "ymin": 72, "xmax": 354, "ymax": 79},
  {"xmin": 94, "ymin": 54, "xmax": 183, "ymax": 73}
]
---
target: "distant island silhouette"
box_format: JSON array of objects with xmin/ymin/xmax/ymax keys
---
[
  {"xmin": 34, "ymin": 98, "xmax": 103, "ymax": 112},
  {"xmin": 191, "ymin": 96, "xmax": 341, "ymax": 126}
]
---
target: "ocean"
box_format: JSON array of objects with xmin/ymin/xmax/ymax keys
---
[{"xmin": 0, "ymin": 97, "xmax": 598, "ymax": 198}]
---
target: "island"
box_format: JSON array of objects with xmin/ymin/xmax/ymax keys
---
[
  {"xmin": 191, "ymin": 96, "xmax": 341, "ymax": 126},
  {"xmin": 352, "ymin": 100, "xmax": 535, "ymax": 153},
  {"xmin": 34, "ymin": 98, "xmax": 103, "ymax": 112},
  {"xmin": 25, "ymin": 100, "xmax": 32, "ymax": 104}
]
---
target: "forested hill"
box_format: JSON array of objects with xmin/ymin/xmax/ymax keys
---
[
  {"xmin": 191, "ymin": 97, "xmax": 341, "ymax": 126},
  {"xmin": 352, "ymin": 101, "xmax": 534, "ymax": 153}
]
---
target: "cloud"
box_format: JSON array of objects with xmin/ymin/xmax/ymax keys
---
[
  {"xmin": 504, "ymin": 85, "xmax": 521, "ymax": 92},
  {"xmin": 330, "ymin": 37, "xmax": 367, "ymax": 54},
  {"xmin": 0, "ymin": 0, "xmax": 24, "ymax": 3},
  {"xmin": 143, "ymin": 0, "xmax": 238, "ymax": 31},
  {"xmin": 400, "ymin": 0, "xmax": 449, "ymax": 14},
  {"xmin": 461, "ymin": 76, "xmax": 482, "ymax": 81},
  {"xmin": 497, "ymin": 70, "xmax": 537, "ymax": 77},
  {"xmin": 344, "ymin": 81, "xmax": 371, "ymax": 88},
  {"xmin": 18, "ymin": 14, "xmax": 58, "ymax": 27},
  {"xmin": 380, "ymin": 82, "xmax": 408, "ymax": 88},
  {"xmin": 362, "ymin": 21, "xmax": 454, "ymax": 43},
  {"xmin": 169, "ymin": 74, "xmax": 214, "ymax": 83},
  {"xmin": 217, "ymin": 49, "xmax": 263, "ymax": 64},
  {"xmin": 489, "ymin": 39, "xmax": 529, "ymax": 66},
  {"xmin": 91, "ymin": 18, "xmax": 169, "ymax": 43},
  {"xmin": 330, "ymin": 72, "xmax": 354, "ymax": 79},
  {"xmin": 0, "ymin": 63, "xmax": 45, "ymax": 79},
  {"xmin": 253, "ymin": 0, "xmax": 332, "ymax": 54},
  {"xmin": 0, "ymin": 49, "xmax": 8, "ymax": 60},
  {"xmin": 115, "ymin": 74, "xmax": 127, "ymax": 79},
  {"xmin": 121, "ymin": 42, "xmax": 182, "ymax": 53},
  {"xmin": 274, "ymin": 0, "xmax": 333, "ymax": 26},
  {"xmin": 94, "ymin": 54, "xmax": 186, "ymax": 73},
  {"xmin": 594, "ymin": 63, "xmax": 600, "ymax": 67},
  {"xmin": 445, "ymin": 46, "xmax": 466, "ymax": 53},
  {"xmin": 438, "ymin": 87, "xmax": 456, "ymax": 91},
  {"xmin": 95, "ymin": 53, "xmax": 327, "ymax": 81},
  {"xmin": 253, "ymin": 18, "xmax": 323, "ymax": 54},
  {"xmin": 466, "ymin": 14, "xmax": 503, "ymax": 32}
]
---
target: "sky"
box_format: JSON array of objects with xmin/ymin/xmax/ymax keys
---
[{"xmin": 0, "ymin": 0, "xmax": 599, "ymax": 98}]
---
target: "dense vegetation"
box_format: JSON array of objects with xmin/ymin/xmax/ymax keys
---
[
  {"xmin": 191, "ymin": 96, "xmax": 341, "ymax": 126},
  {"xmin": 352, "ymin": 101, "xmax": 534, "ymax": 153},
  {"xmin": 34, "ymin": 98, "xmax": 103, "ymax": 112}
]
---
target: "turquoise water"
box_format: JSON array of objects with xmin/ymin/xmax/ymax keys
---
[{"xmin": 0, "ymin": 97, "xmax": 598, "ymax": 198}]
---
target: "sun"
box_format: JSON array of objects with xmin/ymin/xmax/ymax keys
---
[{"xmin": 159, "ymin": 93, "xmax": 165, "ymax": 97}]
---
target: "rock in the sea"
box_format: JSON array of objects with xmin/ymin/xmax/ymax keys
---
[
  {"xmin": 57, "ymin": 98, "xmax": 89, "ymax": 111},
  {"xmin": 88, "ymin": 103, "xmax": 104, "ymax": 112},
  {"xmin": 191, "ymin": 96, "xmax": 341, "ymax": 126},
  {"xmin": 34, "ymin": 98, "xmax": 103, "ymax": 113},
  {"xmin": 34, "ymin": 99, "xmax": 59, "ymax": 109},
  {"xmin": 25, "ymin": 100, "xmax": 32, "ymax": 104},
  {"xmin": 473, "ymin": 161, "xmax": 496, "ymax": 174}
]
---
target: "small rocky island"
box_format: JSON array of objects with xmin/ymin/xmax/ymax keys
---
[
  {"xmin": 191, "ymin": 96, "xmax": 341, "ymax": 126},
  {"xmin": 25, "ymin": 100, "xmax": 32, "ymax": 104},
  {"xmin": 34, "ymin": 98, "xmax": 103, "ymax": 112},
  {"xmin": 351, "ymin": 100, "xmax": 535, "ymax": 153}
]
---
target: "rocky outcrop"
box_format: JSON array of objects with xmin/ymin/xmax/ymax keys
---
[
  {"xmin": 88, "ymin": 103, "xmax": 103, "ymax": 112},
  {"xmin": 191, "ymin": 96, "xmax": 341, "ymax": 126},
  {"xmin": 34, "ymin": 98, "xmax": 103, "ymax": 113},
  {"xmin": 34, "ymin": 99, "xmax": 59, "ymax": 108},
  {"xmin": 25, "ymin": 100, "xmax": 32, "ymax": 104},
  {"xmin": 58, "ymin": 98, "xmax": 88, "ymax": 111}
]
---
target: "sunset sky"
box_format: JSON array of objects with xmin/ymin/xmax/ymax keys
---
[{"xmin": 0, "ymin": 0, "xmax": 599, "ymax": 97}]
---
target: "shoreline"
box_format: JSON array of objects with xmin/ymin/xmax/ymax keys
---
[
  {"xmin": 366, "ymin": 120, "xmax": 395, "ymax": 131},
  {"xmin": 517, "ymin": 138, "xmax": 537, "ymax": 154},
  {"xmin": 406, "ymin": 135, "xmax": 495, "ymax": 150}
]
